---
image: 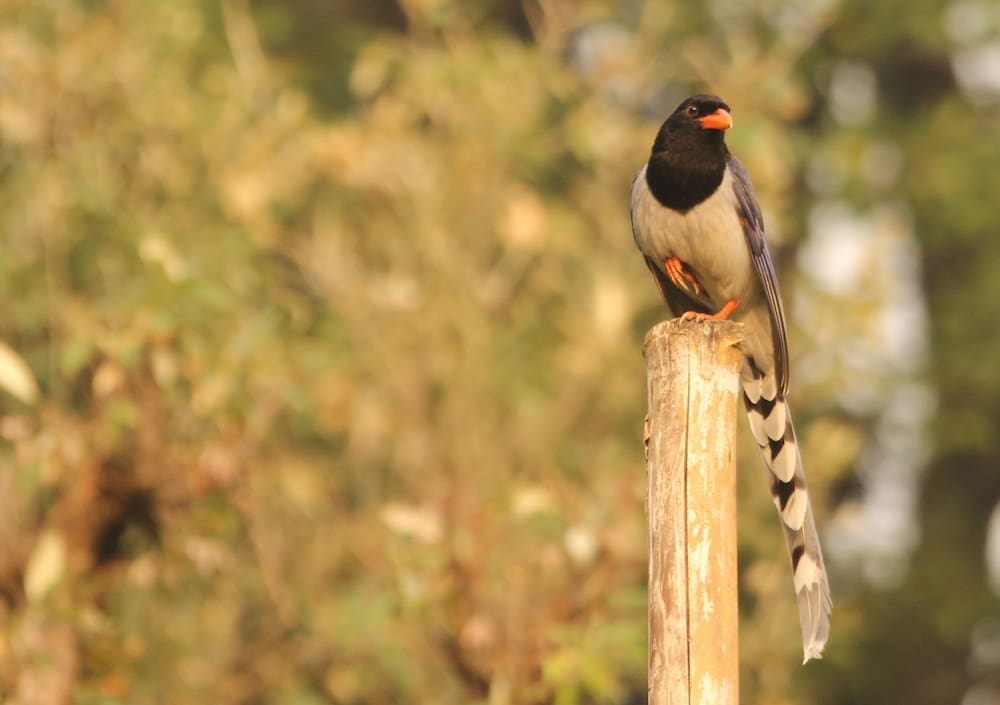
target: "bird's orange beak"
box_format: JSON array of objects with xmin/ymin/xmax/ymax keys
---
[{"xmin": 699, "ymin": 108, "xmax": 733, "ymax": 131}]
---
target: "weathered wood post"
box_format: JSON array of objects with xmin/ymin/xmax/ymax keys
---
[{"xmin": 644, "ymin": 319, "xmax": 744, "ymax": 705}]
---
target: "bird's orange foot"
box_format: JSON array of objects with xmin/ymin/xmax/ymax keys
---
[
  {"xmin": 664, "ymin": 256, "xmax": 701, "ymax": 295},
  {"xmin": 679, "ymin": 297, "xmax": 740, "ymax": 322}
]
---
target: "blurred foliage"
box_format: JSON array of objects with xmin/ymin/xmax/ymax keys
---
[{"xmin": 0, "ymin": 0, "xmax": 998, "ymax": 703}]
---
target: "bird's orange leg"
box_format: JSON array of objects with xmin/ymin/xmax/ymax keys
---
[
  {"xmin": 664, "ymin": 256, "xmax": 701, "ymax": 295},
  {"xmin": 680, "ymin": 297, "xmax": 740, "ymax": 322}
]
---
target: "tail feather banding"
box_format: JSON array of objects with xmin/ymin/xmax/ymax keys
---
[{"xmin": 742, "ymin": 369, "xmax": 832, "ymax": 662}]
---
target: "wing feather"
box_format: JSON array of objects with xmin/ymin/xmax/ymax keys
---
[{"xmin": 728, "ymin": 156, "xmax": 790, "ymax": 396}]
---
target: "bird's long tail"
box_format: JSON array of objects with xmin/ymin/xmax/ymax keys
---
[{"xmin": 742, "ymin": 371, "xmax": 832, "ymax": 663}]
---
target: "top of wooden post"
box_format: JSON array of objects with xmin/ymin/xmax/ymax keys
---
[{"xmin": 643, "ymin": 318, "xmax": 745, "ymax": 361}]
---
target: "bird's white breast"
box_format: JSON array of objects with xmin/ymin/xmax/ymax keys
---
[{"xmin": 630, "ymin": 164, "xmax": 755, "ymax": 304}]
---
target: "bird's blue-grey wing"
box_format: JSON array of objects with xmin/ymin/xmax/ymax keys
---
[{"xmin": 728, "ymin": 155, "xmax": 790, "ymax": 396}]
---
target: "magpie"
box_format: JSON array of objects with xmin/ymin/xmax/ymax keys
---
[{"xmin": 631, "ymin": 93, "xmax": 832, "ymax": 662}]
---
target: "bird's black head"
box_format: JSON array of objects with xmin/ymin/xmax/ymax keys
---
[
  {"xmin": 645, "ymin": 94, "xmax": 733, "ymax": 211},
  {"xmin": 651, "ymin": 94, "xmax": 733, "ymax": 155}
]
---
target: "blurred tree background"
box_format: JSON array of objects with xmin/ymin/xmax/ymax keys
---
[{"xmin": 0, "ymin": 0, "xmax": 998, "ymax": 703}]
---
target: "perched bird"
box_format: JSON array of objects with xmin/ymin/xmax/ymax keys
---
[{"xmin": 630, "ymin": 94, "xmax": 831, "ymax": 662}]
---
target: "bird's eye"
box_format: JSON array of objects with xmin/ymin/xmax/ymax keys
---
[{"xmin": 686, "ymin": 105, "xmax": 698, "ymax": 116}]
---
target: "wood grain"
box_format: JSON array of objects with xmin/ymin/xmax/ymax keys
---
[{"xmin": 644, "ymin": 319, "xmax": 743, "ymax": 705}]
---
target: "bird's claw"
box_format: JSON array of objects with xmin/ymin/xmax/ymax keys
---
[
  {"xmin": 679, "ymin": 297, "xmax": 740, "ymax": 322},
  {"xmin": 680, "ymin": 310, "xmax": 709, "ymax": 322},
  {"xmin": 665, "ymin": 256, "xmax": 702, "ymax": 296}
]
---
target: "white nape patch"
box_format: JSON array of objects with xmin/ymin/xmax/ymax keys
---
[
  {"xmin": 763, "ymin": 400, "xmax": 787, "ymax": 441},
  {"xmin": 793, "ymin": 552, "xmax": 821, "ymax": 595},
  {"xmin": 770, "ymin": 441, "xmax": 797, "ymax": 482},
  {"xmin": 781, "ymin": 487, "xmax": 808, "ymax": 531}
]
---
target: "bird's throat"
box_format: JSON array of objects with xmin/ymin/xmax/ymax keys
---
[{"xmin": 645, "ymin": 152, "xmax": 727, "ymax": 212}]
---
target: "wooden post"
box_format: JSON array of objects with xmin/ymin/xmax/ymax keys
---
[{"xmin": 644, "ymin": 319, "xmax": 744, "ymax": 705}]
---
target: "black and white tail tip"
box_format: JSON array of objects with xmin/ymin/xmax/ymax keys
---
[{"xmin": 743, "ymin": 372, "xmax": 832, "ymax": 663}]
